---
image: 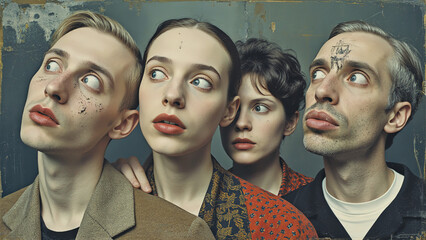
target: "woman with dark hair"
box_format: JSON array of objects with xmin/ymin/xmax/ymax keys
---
[
  {"xmin": 130, "ymin": 18, "xmax": 317, "ymax": 239},
  {"xmin": 221, "ymin": 38, "xmax": 313, "ymax": 197}
]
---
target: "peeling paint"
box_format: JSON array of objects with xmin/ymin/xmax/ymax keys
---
[
  {"xmin": 0, "ymin": 4, "xmax": 2, "ymax": 115},
  {"xmin": 254, "ymin": 3, "xmax": 266, "ymax": 22},
  {"xmin": 12, "ymin": 0, "xmax": 47, "ymax": 4},
  {"xmin": 270, "ymin": 21, "xmax": 275, "ymax": 32},
  {"xmin": 3, "ymin": 2, "xmax": 86, "ymax": 43}
]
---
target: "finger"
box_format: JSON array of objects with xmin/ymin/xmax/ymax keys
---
[
  {"xmin": 114, "ymin": 158, "xmax": 141, "ymax": 189},
  {"xmin": 128, "ymin": 156, "xmax": 152, "ymax": 193}
]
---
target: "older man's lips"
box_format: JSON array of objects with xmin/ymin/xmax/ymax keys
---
[
  {"xmin": 153, "ymin": 113, "xmax": 186, "ymax": 135},
  {"xmin": 232, "ymin": 138, "xmax": 255, "ymax": 150},
  {"xmin": 29, "ymin": 105, "xmax": 59, "ymax": 127},
  {"xmin": 305, "ymin": 110, "xmax": 339, "ymax": 131}
]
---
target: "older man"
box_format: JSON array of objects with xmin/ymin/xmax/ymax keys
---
[
  {"xmin": 285, "ymin": 20, "xmax": 424, "ymax": 239},
  {"xmin": 0, "ymin": 11, "xmax": 213, "ymax": 239}
]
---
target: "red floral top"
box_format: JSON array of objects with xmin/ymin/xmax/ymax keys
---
[
  {"xmin": 145, "ymin": 156, "xmax": 318, "ymax": 239},
  {"xmin": 278, "ymin": 157, "xmax": 313, "ymax": 197}
]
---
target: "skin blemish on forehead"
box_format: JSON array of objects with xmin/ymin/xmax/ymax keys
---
[{"xmin": 331, "ymin": 40, "xmax": 351, "ymax": 71}]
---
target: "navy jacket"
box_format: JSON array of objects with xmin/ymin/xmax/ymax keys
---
[{"xmin": 284, "ymin": 162, "xmax": 425, "ymax": 239}]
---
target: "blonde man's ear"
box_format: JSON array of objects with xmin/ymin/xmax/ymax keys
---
[{"xmin": 109, "ymin": 109, "xmax": 139, "ymax": 140}]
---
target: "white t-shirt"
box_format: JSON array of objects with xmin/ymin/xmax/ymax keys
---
[{"xmin": 322, "ymin": 169, "xmax": 404, "ymax": 240}]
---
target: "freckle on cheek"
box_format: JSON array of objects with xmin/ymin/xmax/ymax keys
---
[
  {"xmin": 95, "ymin": 103, "xmax": 104, "ymax": 112},
  {"xmin": 78, "ymin": 98, "xmax": 88, "ymax": 115}
]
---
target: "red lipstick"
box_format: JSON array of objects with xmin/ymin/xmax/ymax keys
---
[
  {"xmin": 305, "ymin": 110, "xmax": 339, "ymax": 131},
  {"xmin": 29, "ymin": 105, "xmax": 59, "ymax": 127},
  {"xmin": 232, "ymin": 138, "xmax": 255, "ymax": 150},
  {"xmin": 153, "ymin": 113, "xmax": 186, "ymax": 135}
]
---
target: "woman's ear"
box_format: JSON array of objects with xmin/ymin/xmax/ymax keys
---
[
  {"xmin": 109, "ymin": 109, "xmax": 139, "ymax": 140},
  {"xmin": 384, "ymin": 102, "xmax": 411, "ymax": 134},
  {"xmin": 220, "ymin": 96, "xmax": 240, "ymax": 127},
  {"xmin": 283, "ymin": 111, "xmax": 299, "ymax": 136}
]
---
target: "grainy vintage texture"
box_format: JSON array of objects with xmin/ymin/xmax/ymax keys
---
[{"xmin": 0, "ymin": 0, "xmax": 424, "ymax": 198}]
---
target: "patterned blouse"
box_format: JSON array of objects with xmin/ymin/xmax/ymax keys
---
[
  {"xmin": 278, "ymin": 157, "xmax": 313, "ymax": 197},
  {"xmin": 145, "ymin": 157, "xmax": 318, "ymax": 239}
]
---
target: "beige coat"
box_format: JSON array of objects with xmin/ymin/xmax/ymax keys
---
[{"xmin": 0, "ymin": 162, "xmax": 214, "ymax": 240}]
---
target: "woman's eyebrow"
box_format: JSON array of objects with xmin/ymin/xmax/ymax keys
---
[{"xmin": 147, "ymin": 55, "xmax": 221, "ymax": 80}]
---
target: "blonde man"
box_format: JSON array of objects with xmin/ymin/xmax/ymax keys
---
[{"xmin": 0, "ymin": 11, "xmax": 213, "ymax": 239}]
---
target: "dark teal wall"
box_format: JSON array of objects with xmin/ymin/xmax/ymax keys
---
[{"xmin": 1, "ymin": 0, "xmax": 424, "ymax": 197}]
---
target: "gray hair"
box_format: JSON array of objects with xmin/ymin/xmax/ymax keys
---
[{"xmin": 329, "ymin": 20, "xmax": 424, "ymax": 148}]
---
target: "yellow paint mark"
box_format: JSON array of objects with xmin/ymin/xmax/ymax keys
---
[
  {"xmin": 249, "ymin": 0, "xmax": 302, "ymax": 2},
  {"xmin": 0, "ymin": 5, "xmax": 3, "ymax": 198},
  {"xmin": 0, "ymin": 7, "xmax": 3, "ymax": 116},
  {"xmin": 254, "ymin": 3, "xmax": 266, "ymax": 22},
  {"xmin": 25, "ymin": 23, "xmax": 29, "ymax": 29},
  {"xmin": 270, "ymin": 22, "xmax": 276, "ymax": 33},
  {"xmin": 3, "ymin": 46, "xmax": 14, "ymax": 52},
  {"xmin": 12, "ymin": 0, "xmax": 46, "ymax": 4}
]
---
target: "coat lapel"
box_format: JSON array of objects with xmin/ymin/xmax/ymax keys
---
[
  {"xmin": 76, "ymin": 162, "xmax": 135, "ymax": 239},
  {"xmin": 3, "ymin": 177, "xmax": 42, "ymax": 240}
]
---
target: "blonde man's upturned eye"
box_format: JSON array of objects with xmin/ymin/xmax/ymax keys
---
[
  {"xmin": 190, "ymin": 78, "xmax": 212, "ymax": 90},
  {"xmin": 82, "ymin": 75, "xmax": 101, "ymax": 91},
  {"xmin": 46, "ymin": 61, "xmax": 60, "ymax": 72}
]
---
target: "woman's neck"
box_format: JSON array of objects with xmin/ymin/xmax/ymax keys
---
[
  {"xmin": 232, "ymin": 152, "xmax": 282, "ymax": 195},
  {"xmin": 152, "ymin": 143, "xmax": 213, "ymax": 215}
]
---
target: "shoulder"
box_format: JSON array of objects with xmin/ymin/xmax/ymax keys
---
[
  {"xmin": 284, "ymin": 168, "xmax": 324, "ymax": 204},
  {"xmin": 238, "ymin": 177, "xmax": 318, "ymax": 239},
  {"xmin": 132, "ymin": 189, "xmax": 214, "ymax": 239},
  {"xmin": 0, "ymin": 187, "xmax": 27, "ymax": 216},
  {"xmin": 0, "ymin": 187, "xmax": 28, "ymax": 235}
]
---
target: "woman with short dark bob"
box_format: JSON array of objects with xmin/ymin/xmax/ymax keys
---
[
  {"xmin": 134, "ymin": 18, "xmax": 317, "ymax": 239},
  {"xmin": 221, "ymin": 38, "xmax": 313, "ymax": 197}
]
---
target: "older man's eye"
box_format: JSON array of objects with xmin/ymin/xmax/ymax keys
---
[
  {"xmin": 311, "ymin": 70, "xmax": 326, "ymax": 80},
  {"xmin": 348, "ymin": 73, "xmax": 368, "ymax": 85}
]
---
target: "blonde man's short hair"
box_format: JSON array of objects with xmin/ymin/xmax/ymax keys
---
[{"xmin": 51, "ymin": 11, "xmax": 142, "ymax": 110}]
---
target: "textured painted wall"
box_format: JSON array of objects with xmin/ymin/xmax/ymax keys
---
[{"xmin": 0, "ymin": 0, "xmax": 424, "ymax": 197}]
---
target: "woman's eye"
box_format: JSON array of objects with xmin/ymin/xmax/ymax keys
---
[
  {"xmin": 82, "ymin": 75, "xmax": 101, "ymax": 91},
  {"xmin": 46, "ymin": 61, "xmax": 60, "ymax": 72},
  {"xmin": 150, "ymin": 69, "xmax": 167, "ymax": 80},
  {"xmin": 253, "ymin": 104, "xmax": 269, "ymax": 113},
  {"xmin": 190, "ymin": 78, "xmax": 212, "ymax": 90},
  {"xmin": 312, "ymin": 70, "xmax": 326, "ymax": 80},
  {"xmin": 349, "ymin": 73, "xmax": 368, "ymax": 85}
]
